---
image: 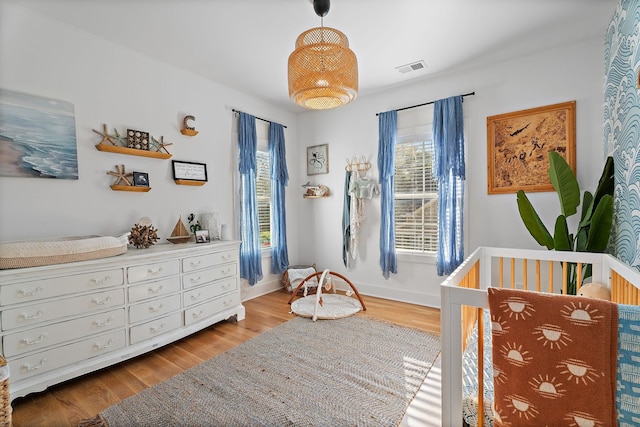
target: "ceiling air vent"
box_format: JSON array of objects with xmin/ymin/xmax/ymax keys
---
[{"xmin": 395, "ymin": 60, "xmax": 426, "ymax": 74}]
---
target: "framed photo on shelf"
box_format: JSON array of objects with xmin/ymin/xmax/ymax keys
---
[
  {"xmin": 172, "ymin": 160, "xmax": 208, "ymax": 182},
  {"xmin": 307, "ymin": 144, "xmax": 329, "ymax": 175},
  {"xmin": 132, "ymin": 171, "xmax": 149, "ymax": 187},
  {"xmin": 195, "ymin": 229, "xmax": 210, "ymax": 244},
  {"xmin": 487, "ymin": 101, "xmax": 576, "ymax": 194}
]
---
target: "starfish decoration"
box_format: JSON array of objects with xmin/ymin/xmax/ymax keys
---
[
  {"xmin": 107, "ymin": 164, "xmax": 133, "ymax": 186},
  {"xmin": 92, "ymin": 123, "xmax": 118, "ymax": 146},
  {"xmin": 150, "ymin": 135, "xmax": 173, "ymax": 154},
  {"xmin": 112, "ymin": 128, "xmax": 128, "ymax": 147}
]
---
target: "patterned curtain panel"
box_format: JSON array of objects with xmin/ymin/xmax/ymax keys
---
[
  {"xmin": 377, "ymin": 110, "xmax": 398, "ymax": 279},
  {"xmin": 268, "ymin": 122, "xmax": 289, "ymax": 274},
  {"xmin": 433, "ymin": 96, "xmax": 465, "ymax": 276},
  {"xmin": 238, "ymin": 112, "xmax": 263, "ymax": 286}
]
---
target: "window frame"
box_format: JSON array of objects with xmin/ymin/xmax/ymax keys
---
[
  {"xmin": 394, "ymin": 131, "xmax": 438, "ymax": 263},
  {"xmin": 255, "ymin": 140, "xmax": 271, "ymax": 252}
]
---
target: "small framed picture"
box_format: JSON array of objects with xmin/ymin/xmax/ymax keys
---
[
  {"xmin": 133, "ymin": 172, "xmax": 149, "ymax": 187},
  {"xmin": 307, "ymin": 144, "xmax": 329, "ymax": 175},
  {"xmin": 172, "ymin": 160, "xmax": 208, "ymax": 182},
  {"xmin": 195, "ymin": 229, "xmax": 210, "ymax": 243}
]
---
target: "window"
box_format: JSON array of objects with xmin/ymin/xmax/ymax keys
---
[
  {"xmin": 394, "ymin": 135, "xmax": 439, "ymax": 254},
  {"xmin": 256, "ymin": 147, "xmax": 271, "ymax": 248}
]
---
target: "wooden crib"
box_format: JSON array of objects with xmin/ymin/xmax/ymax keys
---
[{"xmin": 440, "ymin": 246, "xmax": 640, "ymax": 427}]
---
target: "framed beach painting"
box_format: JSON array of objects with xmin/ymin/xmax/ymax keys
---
[{"xmin": 0, "ymin": 89, "xmax": 78, "ymax": 179}]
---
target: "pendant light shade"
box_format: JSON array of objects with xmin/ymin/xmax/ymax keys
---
[{"xmin": 288, "ymin": 2, "xmax": 358, "ymax": 110}]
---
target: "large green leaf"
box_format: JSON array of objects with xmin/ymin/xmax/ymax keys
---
[
  {"xmin": 517, "ymin": 190, "xmax": 554, "ymax": 249},
  {"xmin": 593, "ymin": 156, "xmax": 615, "ymax": 206},
  {"xmin": 548, "ymin": 151, "xmax": 580, "ymax": 217},
  {"xmin": 553, "ymin": 215, "xmax": 572, "ymax": 251},
  {"xmin": 586, "ymin": 194, "xmax": 614, "ymax": 252},
  {"xmin": 579, "ymin": 191, "xmax": 594, "ymax": 229}
]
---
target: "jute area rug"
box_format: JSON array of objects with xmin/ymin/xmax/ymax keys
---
[{"xmin": 80, "ymin": 315, "xmax": 441, "ymax": 427}]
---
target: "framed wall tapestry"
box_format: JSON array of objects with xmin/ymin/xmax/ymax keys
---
[
  {"xmin": 487, "ymin": 101, "xmax": 576, "ymax": 194},
  {"xmin": 307, "ymin": 144, "xmax": 329, "ymax": 175},
  {"xmin": 0, "ymin": 88, "xmax": 78, "ymax": 179}
]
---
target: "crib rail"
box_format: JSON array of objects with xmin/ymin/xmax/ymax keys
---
[{"xmin": 440, "ymin": 247, "xmax": 640, "ymax": 427}]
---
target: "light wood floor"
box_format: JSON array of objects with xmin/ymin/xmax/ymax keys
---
[{"xmin": 10, "ymin": 290, "xmax": 440, "ymax": 426}]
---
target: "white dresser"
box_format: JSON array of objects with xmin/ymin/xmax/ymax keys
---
[{"xmin": 0, "ymin": 241, "xmax": 244, "ymax": 401}]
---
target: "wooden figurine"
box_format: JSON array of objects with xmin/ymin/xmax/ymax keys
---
[{"xmin": 180, "ymin": 115, "xmax": 198, "ymax": 136}]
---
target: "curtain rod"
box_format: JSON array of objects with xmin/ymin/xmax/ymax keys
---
[
  {"xmin": 375, "ymin": 91, "xmax": 475, "ymax": 116},
  {"xmin": 232, "ymin": 109, "xmax": 287, "ymax": 128}
]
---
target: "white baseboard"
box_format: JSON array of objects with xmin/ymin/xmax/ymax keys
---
[{"xmin": 241, "ymin": 278, "xmax": 283, "ymax": 301}]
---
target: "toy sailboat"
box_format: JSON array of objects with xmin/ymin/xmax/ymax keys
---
[{"xmin": 167, "ymin": 216, "xmax": 192, "ymax": 244}]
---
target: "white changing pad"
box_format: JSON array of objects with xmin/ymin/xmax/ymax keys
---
[{"xmin": 0, "ymin": 234, "xmax": 129, "ymax": 269}]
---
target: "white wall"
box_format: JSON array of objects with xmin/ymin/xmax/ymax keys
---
[
  {"xmin": 0, "ymin": 2, "xmax": 300, "ymax": 300},
  {"xmin": 1, "ymin": 3, "xmax": 609, "ymax": 308},
  {"xmin": 295, "ymin": 37, "xmax": 607, "ymax": 307}
]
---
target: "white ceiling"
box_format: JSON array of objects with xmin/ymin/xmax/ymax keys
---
[{"xmin": 15, "ymin": 0, "xmax": 617, "ymax": 113}]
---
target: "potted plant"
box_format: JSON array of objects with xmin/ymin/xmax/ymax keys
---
[{"xmin": 516, "ymin": 152, "xmax": 614, "ymax": 294}]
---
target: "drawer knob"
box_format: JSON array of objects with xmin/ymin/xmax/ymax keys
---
[
  {"xmin": 189, "ymin": 260, "xmax": 202, "ymax": 268},
  {"xmin": 18, "ymin": 309, "xmax": 45, "ymax": 320},
  {"xmin": 190, "ymin": 276, "xmax": 202, "ymax": 284},
  {"xmin": 20, "ymin": 333, "xmax": 48, "ymax": 346},
  {"xmin": 147, "ymin": 267, "xmax": 163, "ymax": 276},
  {"xmin": 192, "ymin": 309, "xmax": 204, "ymax": 319},
  {"xmin": 221, "ymin": 283, "xmax": 231, "ymax": 290},
  {"xmin": 148, "ymin": 303, "xmax": 165, "ymax": 313},
  {"xmin": 221, "ymin": 254, "xmax": 231, "ymax": 261},
  {"xmin": 93, "ymin": 338, "xmax": 114, "ymax": 350},
  {"xmin": 93, "ymin": 316, "xmax": 114, "ymax": 327},
  {"xmin": 190, "ymin": 293, "xmax": 201, "ymax": 301},
  {"xmin": 17, "ymin": 286, "xmax": 43, "ymax": 297},
  {"xmin": 90, "ymin": 275, "xmax": 111, "ymax": 286},
  {"xmin": 148, "ymin": 284, "xmax": 164, "ymax": 294},
  {"xmin": 150, "ymin": 323, "xmax": 165, "ymax": 333},
  {"xmin": 92, "ymin": 296, "xmax": 112, "ymax": 306},
  {"xmin": 21, "ymin": 358, "xmax": 47, "ymax": 372}
]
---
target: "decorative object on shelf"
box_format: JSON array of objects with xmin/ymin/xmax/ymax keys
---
[
  {"xmin": 180, "ymin": 115, "xmax": 199, "ymax": 136},
  {"xmin": 128, "ymin": 217, "xmax": 159, "ymax": 249},
  {"xmin": 195, "ymin": 229, "xmax": 210, "ymax": 244},
  {"xmin": 288, "ymin": 0, "xmax": 357, "ymax": 110},
  {"xmin": 307, "ymin": 144, "xmax": 329, "ymax": 175},
  {"xmin": 127, "ymin": 129, "xmax": 150, "ymax": 150},
  {"xmin": 133, "ymin": 171, "xmax": 149, "ymax": 187},
  {"xmin": 487, "ymin": 101, "xmax": 576, "ymax": 194},
  {"xmin": 150, "ymin": 136, "xmax": 173, "ymax": 154},
  {"xmin": 187, "ymin": 213, "xmax": 201, "ymax": 234},
  {"xmin": 107, "ymin": 164, "xmax": 133, "ymax": 186},
  {"xmin": 201, "ymin": 212, "xmax": 220, "ymax": 240},
  {"xmin": 345, "ymin": 156, "xmax": 371, "ymax": 174},
  {"xmin": 220, "ymin": 224, "xmax": 232, "ymax": 240},
  {"xmin": 93, "ymin": 124, "xmax": 172, "ymax": 158},
  {"xmin": 172, "ymin": 160, "xmax": 208, "ymax": 185},
  {"xmin": 167, "ymin": 216, "xmax": 192, "ymax": 244},
  {"xmin": 302, "ymin": 182, "xmax": 330, "ymax": 198}
]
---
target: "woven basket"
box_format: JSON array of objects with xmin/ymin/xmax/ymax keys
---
[{"xmin": 0, "ymin": 356, "xmax": 10, "ymax": 427}]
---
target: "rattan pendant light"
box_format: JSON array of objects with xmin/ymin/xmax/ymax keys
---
[{"xmin": 288, "ymin": 0, "xmax": 358, "ymax": 110}]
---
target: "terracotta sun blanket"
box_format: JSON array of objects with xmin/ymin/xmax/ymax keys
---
[{"xmin": 487, "ymin": 288, "xmax": 618, "ymax": 427}]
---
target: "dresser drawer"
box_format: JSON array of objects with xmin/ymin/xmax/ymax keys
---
[
  {"xmin": 128, "ymin": 277, "xmax": 181, "ymax": 303},
  {"xmin": 9, "ymin": 329, "xmax": 126, "ymax": 382},
  {"xmin": 183, "ymin": 263, "xmax": 237, "ymax": 289},
  {"xmin": 129, "ymin": 294, "xmax": 181, "ymax": 324},
  {"xmin": 184, "ymin": 293, "xmax": 240, "ymax": 326},
  {"xmin": 182, "ymin": 249, "xmax": 238, "ymax": 273},
  {"xmin": 1, "ymin": 268, "xmax": 124, "ymax": 305},
  {"xmin": 3, "ymin": 308, "xmax": 125, "ymax": 357},
  {"xmin": 129, "ymin": 312, "xmax": 182, "ymax": 345},
  {"xmin": 127, "ymin": 260, "xmax": 180, "ymax": 284},
  {"xmin": 1, "ymin": 288, "xmax": 125, "ymax": 331},
  {"xmin": 183, "ymin": 277, "xmax": 237, "ymax": 308}
]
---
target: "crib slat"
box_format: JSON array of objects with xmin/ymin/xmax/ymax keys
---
[
  {"xmin": 562, "ymin": 261, "xmax": 567, "ymax": 295},
  {"xmin": 499, "ymin": 257, "xmax": 504, "ymax": 288},
  {"xmin": 536, "ymin": 260, "xmax": 541, "ymax": 291},
  {"xmin": 576, "ymin": 263, "xmax": 583, "ymax": 292},
  {"xmin": 548, "ymin": 261, "xmax": 553, "ymax": 293},
  {"xmin": 523, "ymin": 258, "xmax": 528, "ymax": 290},
  {"xmin": 510, "ymin": 258, "xmax": 515, "ymax": 289}
]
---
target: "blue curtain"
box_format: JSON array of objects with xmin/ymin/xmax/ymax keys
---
[
  {"xmin": 378, "ymin": 110, "xmax": 398, "ymax": 279},
  {"xmin": 238, "ymin": 112, "xmax": 263, "ymax": 286},
  {"xmin": 269, "ymin": 122, "xmax": 289, "ymax": 274},
  {"xmin": 433, "ymin": 96, "xmax": 465, "ymax": 276}
]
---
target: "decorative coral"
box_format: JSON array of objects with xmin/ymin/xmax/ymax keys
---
[{"xmin": 128, "ymin": 222, "xmax": 159, "ymax": 249}]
